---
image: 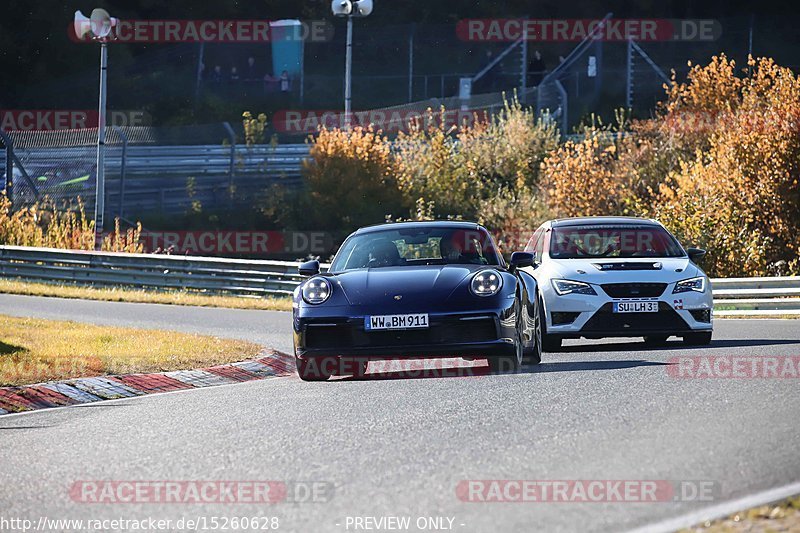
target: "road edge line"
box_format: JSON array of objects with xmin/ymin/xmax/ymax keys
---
[{"xmin": 627, "ymin": 480, "xmax": 800, "ymax": 533}]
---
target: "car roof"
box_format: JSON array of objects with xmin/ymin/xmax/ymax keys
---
[
  {"xmin": 549, "ymin": 216, "xmax": 660, "ymax": 228},
  {"xmin": 354, "ymin": 220, "xmax": 485, "ymax": 235}
]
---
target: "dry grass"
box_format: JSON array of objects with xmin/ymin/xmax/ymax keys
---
[
  {"xmin": 0, "ymin": 314, "xmax": 262, "ymax": 386},
  {"xmin": 681, "ymin": 495, "xmax": 800, "ymax": 532},
  {"xmin": 0, "ymin": 278, "xmax": 293, "ymax": 311}
]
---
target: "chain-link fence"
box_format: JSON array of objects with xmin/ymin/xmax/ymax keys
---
[{"xmin": 2, "ymin": 124, "xmax": 309, "ymax": 222}]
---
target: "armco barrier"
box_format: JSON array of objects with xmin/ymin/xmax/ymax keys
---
[
  {"xmin": 0, "ymin": 245, "xmax": 327, "ymax": 297},
  {"xmin": 0, "ymin": 245, "xmax": 798, "ymax": 313}
]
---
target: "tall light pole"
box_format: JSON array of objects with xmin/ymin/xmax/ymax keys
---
[
  {"xmin": 74, "ymin": 8, "xmax": 117, "ymax": 249},
  {"xmin": 331, "ymin": 0, "xmax": 373, "ymax": 129}
]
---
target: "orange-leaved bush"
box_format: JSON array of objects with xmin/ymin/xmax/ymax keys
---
[
  {"xmin": 300, "ymin": 125, "xmax": 407, "ymax": 234},
  {"xmin": 0, "ymin": 194, "xmax": 143, "ymax": 253}
]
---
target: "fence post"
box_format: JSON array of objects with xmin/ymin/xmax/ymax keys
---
[
  {"xmin": 1, "ymin": 130, "xmax": 12, "ymax": 204},
  {"xmin": 113, "ymin": 126, "xmax": 128, "ymax": 220},
  {"xmin": 408, "ymin": 24, "xmax": 414, "ymax": 103},
  {"xmin": 626, "ymin": 39, "xmax": 633, "ymax": 109},
  {"xmin": 222, "ymin": 121, "xmax": 236, "ymax": 206}
]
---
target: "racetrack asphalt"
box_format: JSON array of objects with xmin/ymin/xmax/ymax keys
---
[{"xmin": 1, "ymin": 293, "xmax": 799, "ymax": 532}]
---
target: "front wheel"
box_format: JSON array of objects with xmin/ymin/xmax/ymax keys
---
[
  {"xmin": 489, "ymin": 326, "xmax": 523, "ymax": 374},
  {"xmin": 523, "ymin": 294, "xmax": 542, "ymax": 365},
  {"xmin": 296, "ymin": 356, "xmax": 332, "ymax": 381},
  {"xmin": 683, "ymin": 331, "xmax": 712, "ymax": 345}
]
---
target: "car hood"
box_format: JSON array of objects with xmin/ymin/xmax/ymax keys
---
[
  {"xmin": 547, "ymin": 257, "xmax": 700, "ymax": 284},
  {"xmin": 331, "ymin": 265, "xmax": 483, "ymax": 305}
]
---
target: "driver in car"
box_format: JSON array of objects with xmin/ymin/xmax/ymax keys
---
[
  {"xmin": 440, "ymin": 232, "xmax": 487, "ymax": 265},
  {"xmin": 367, "ymin": 239, "xmax": 403, "ymax": 267}
]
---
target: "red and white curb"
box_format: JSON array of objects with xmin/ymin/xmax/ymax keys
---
[{"xmin": 0, "ymin": 350, "xmax": 294, "ymax": 415}]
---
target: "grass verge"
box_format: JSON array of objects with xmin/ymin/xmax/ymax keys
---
[
  {"xmin": 682, "ymin": 495, "xmax": 800, "ymax": 532},
  {"xmin": 0, "ymin": 314, "xmax": 262, "ymax": 386},
  {"xmin": 0, "ymin": 278, "xmax": 293, "ymax": 311}
]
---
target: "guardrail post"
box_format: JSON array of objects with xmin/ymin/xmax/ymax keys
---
[
  {"xmin": 222, "ymin": 121, "xmax": 236, "ymax": 207},
  {"xmin": 113, "ymin": 126, "xmax": 129, "ymax": 220}
]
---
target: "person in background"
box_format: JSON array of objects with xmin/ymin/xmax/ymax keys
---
[
  {"xmin": 246, "ymin": 57, "xmax": 259, "ymax": 81},
  {"xmin": 528, "ymin": 50, "xmax": 546, "ymax": 86},
  {"xmin": 211, "ymin": 65, "xmax": 223, "ymax": 83},
  {"xmin": 280, "ymin": 70, "xmax": 291, "ymax": 93},
  {"xmin": 230, "ymin": 66, "xmax": 240, "ymax": 82}
]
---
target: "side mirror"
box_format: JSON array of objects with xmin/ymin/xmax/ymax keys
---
[
  {"xmin": 510, "ymin": 251, "xmax": 534, "ymax": 270},
  {"xmin": 298, "ymin": 259, "xmax": 320, "ymax": 276},
  {"xmin": 686, "ymin": 247, "xmax": 706, "ymax": 263}
]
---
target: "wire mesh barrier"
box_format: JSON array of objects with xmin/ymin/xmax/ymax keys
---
[{"xmin": 3, "ymin": 125, "xmax": 310, "ymax": 220}]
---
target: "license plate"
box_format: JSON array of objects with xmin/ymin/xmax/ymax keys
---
[
  {"xmin": 613, "ymin": 301, "xmax": 659, "ymax": 313},
  {"xmin": 365, "ymin": 313, "xmax": 429, "ymax": 330}
]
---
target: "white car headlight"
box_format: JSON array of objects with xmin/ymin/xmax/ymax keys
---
[
  {"xmin": 552, "ymin": 279, "xmax": 597, "ymax": 296},
  {"xmin": 673, "ymin": 276, "xmax": 706, "ymax": 294},
  {"xmin": 471, "ymin": 269, "xmax": 502, "ymax": 297},
  {"xmin": 302, "ymin": 277, "xmax": 332, "ymax": 304}
]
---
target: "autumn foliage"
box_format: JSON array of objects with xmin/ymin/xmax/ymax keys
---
[
  {"xmin": 299, "ymin": 55, "xmax": 798, "ymax": 276},
  {"xmin": 541, "ymin": 55, "xmax": 800, "ymax": 276},
  {"xmin": 0, "ymin": 194, "xmax": 143, "ymax": 253}
]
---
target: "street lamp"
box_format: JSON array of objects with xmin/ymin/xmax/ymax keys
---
[
  {"xmin": 331, "ymin": 0, "xmax": 373, "ymax": 128},
  {"xmin": 74, "ymin": 8, "xmax": 118, "ymax": 249}
]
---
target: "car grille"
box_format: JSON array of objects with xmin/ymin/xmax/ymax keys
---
[
  {"xmin": 581, "ymin": 302, "xmax": 689, "ymax": 333},
  {"xmin": 601, "ymin": 282, "xmax": 667, "ymax": 298},
  {"xmin": 304, "ymin": 317, "xmax": 498, "ymax": 349}
]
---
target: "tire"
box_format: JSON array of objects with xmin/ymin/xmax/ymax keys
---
[
  {"xmin": 644, "ymin": 335, "xmax": 669, "ymax": 346},
  {"xmin": 683, "ymin": 331, "xmax": 712, "ymax": 345},
  {"xmin": 296, "ymin": 356, "xmax": 332, "ymax": 381},
  {"xmin": 523, "ymin": 294, "xmax": 542, "ymax": 365},
  {"xmin": 489, "ymin": 324, "xmax": 523, "ymax": 374},
  {"xmin": 538, "ymin": 293, "xmax": 562, "ymax": 352}
]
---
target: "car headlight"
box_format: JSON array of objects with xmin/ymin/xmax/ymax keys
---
[
  {"xmin": 673, "ymin": 276, "xmax": 706, "ymax": 294},
  {"xmin": 471, "ymin": 269, "xmax": 502, "ymax": 297},
  {"xmin": 552, "ymin": 279, "xmax": 597, "ymax": 296},
  {"xmin": 302, "ymin": 277, "xmax": 332, "ymax": 304}
]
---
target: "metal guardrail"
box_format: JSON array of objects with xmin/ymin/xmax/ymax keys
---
[
  {"xmin": 0, "ymin": 245, "xmax": 799, "ymax": 314},
  {"xmin": 711, "ymin": 277, "xmax": 800, "ymax": 316},
  {"xmin": 9, "ymin": 143, "xmax": 310, "ymax": 217},
  {"xmin": 0, "ymin": 245, "xmax": 319, "ymax": 297}
]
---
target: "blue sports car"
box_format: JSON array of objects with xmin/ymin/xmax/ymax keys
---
[{"xmin": 292, "ymin": 221, "xmax": 542, "ymax": 381}]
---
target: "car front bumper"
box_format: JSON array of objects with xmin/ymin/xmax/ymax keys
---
[
  {"xmin": 542, "ymin": 282, "xmax": 713, "ymax": 339},
  {"xmin": 293, "ymin": 310, "xmax": 518, "ymax": 360}
]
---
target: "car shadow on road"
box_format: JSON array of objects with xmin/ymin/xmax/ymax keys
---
[
  {"xmin": 526, "ymin": 360, "xmax": 670, "ymax": 373},
  {"xmin": 338, "ymin": 359, "xmax": 669, "ymax": 381},
  {"xmin": 557, "ymin": 338, "xmax": 799, "ymax": 353}
]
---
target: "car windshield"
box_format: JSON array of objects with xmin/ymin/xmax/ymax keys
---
[
  {"xmin": 330, "ymin": 226, "xmax": 501, "ymax": 271},
  {"xmin": 550, "ymin": 225, "xmax": 685, "ymax": 259}
]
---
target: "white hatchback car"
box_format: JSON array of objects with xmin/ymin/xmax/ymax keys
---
[{"xmin": 522, "ymin": 217, "xmax": 713, "ymax": 351}]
